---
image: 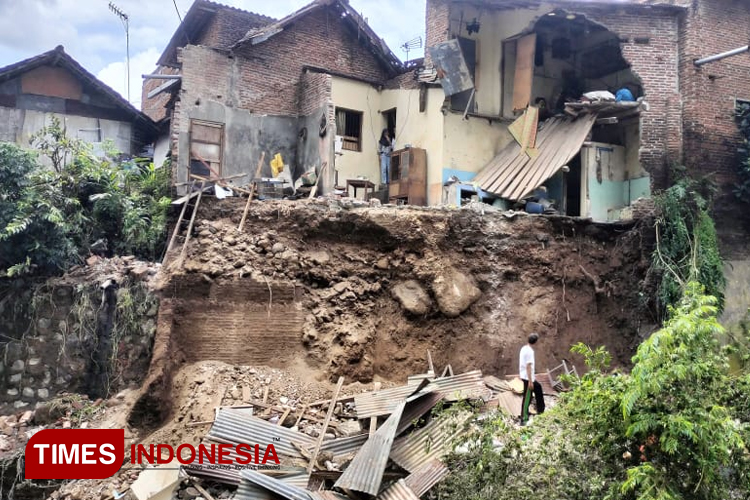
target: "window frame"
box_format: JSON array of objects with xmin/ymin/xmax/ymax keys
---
[
  {"xmin": 335, "ymin": 107, "xmax": 364, "ymax": 152},
  {"xmin": 189, "ymin": 119, "xmax": 224, "ymax": 178}
]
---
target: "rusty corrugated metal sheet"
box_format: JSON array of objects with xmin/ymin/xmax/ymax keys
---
[
  {"xmin": 493, "ymin": 390, "xmax": 521, "ymax": 417},
  {"xmin": 354, "ymin": 385, "xmax": 418, "ymax": 419},
  {"xmin": 422, "ymin": 371, "xmax": 490, "ymax": 402},
  {"xmin": 403, "ymin": 459, "xmax": 450, "ymax": 497},
  {"xmin": 236, "ymin": 471, "xmax": 310, "ymax": 500},
  {"xmin": 241, "ymin": 469, "xmax": 312, "ymax": 500},
  {"xmin": 308, "ymin": 434, "xmax": 367, "ymax": 462},
  {"xmin": 397, "ymin": 391, "xmax": 444, "ymax": 435},
  {"xmin": 474, "ymin": 114, "xmax": 598, "ymax": 200},
  {"xmin": 390, "ymin": 411, "xmax": 472, "ymax": 473},
  {"xmin": 375, "ymin": 479, "xmax": 420, "ymax": 500},
  {"xmin": 207, "ymin": 408, "xmax": 316, "ymax": 459},
  {"xmin": 308, "ymin": 492, "xmax": 350, "ymax": 500},
  {"xmin": 334, "ymin": 401, "xmax": 406, "ymax": 496}
]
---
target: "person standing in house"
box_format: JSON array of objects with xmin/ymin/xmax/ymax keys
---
[
  {"xmin": 378, "ymin": 128, "xmax": 394, "ymax": 187},
  {"xmin": 519, "ymin": 333, "xmax": 545, "ymax": 424}
]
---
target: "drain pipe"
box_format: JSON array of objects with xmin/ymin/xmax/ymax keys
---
[{"xmin": 694, "ymin": 45, "xmax": 749, "ymax": 66}]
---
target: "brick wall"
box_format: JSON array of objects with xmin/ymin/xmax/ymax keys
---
[
  {"xmin": 299, "ymin": 71, "xmax": 333, "ymax": 117},
  {"xmin": 425, "ymin": 0, "xmax": 451, "ymax": 65},
  {"xmin": 199, "ymin": 7, "xmax": 273, "ymax": 52},
  {"xmin": 141, "ymin": 65, "xmax": 180, "ymax": 122},
  {"xmin": 678, "ymin": 0, "xmax": 750, "ymax": 233}
]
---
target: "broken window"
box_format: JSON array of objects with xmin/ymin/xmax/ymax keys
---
[
  {"xmin": 335, "ymin": 108, "xmax": 363, "ymax": 152},
  {"xmin": 189, "ymin": 119, "xmax": 223, "ymax": 177},
  {"xmin": 451, "ymin": 37, "xmax": 477, "ymax": 112}
]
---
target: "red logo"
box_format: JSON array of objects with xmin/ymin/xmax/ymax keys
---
[{"xmin": 25, "ymin": 429, "xmax": 125, "ymax": 479}]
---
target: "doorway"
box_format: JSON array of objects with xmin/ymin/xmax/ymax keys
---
[
  {"xmin": 382, "ymin": 108, "xmax": 397, "ymax": 140},
  {"xmin": 564, "ymin": 153, "xmax": 582, "ymax": 217}
]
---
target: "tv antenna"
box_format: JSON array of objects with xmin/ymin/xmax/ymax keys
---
[
  {"xmin": 400, "ymin": 36, "xmax": 423, "ymax": 62},
  {"xmin": 108, "ymin": 2, "xmax": 130, "ymax": 102}
]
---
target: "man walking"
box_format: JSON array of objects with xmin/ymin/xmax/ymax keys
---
[{"xmin": 519, "ymin": 333, "xmax": 545, "ymax": 425}]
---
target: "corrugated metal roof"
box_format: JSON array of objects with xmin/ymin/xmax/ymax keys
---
[
  {"xmin": 334, "ymin": 401, "xmax": 406, "ymax": 496},
  {"xmin": 397, "ymin": 391, "xmax": 444, "ymax": 435},
  {"xmin": 376, "ymin": 480, "xmax": 420, "ymax": 500},
  {"xmin": 306, "ymin": 434, "xmax": 367, "ymax": 462},
  {"xmin": 208, "ymin": 408, "xmax": 316, "ymax": 459},
  {"xmin": 474, "ymin": 114, "xmax": 597, "ymax": 201},
  {"xmin": 492, "ymin": 390, "xmax": 521, "ymax": 417},
  {"xmin": 241, "ymin": 469, "xmax": 312, "ymax": 500},
  {"xmin": 308, "ymin": 492, "xmax": 350, "ymax": 500},
  {"xmin": 236, "ymin": 471, "xmax": 310, "ymax": 500},
  {"xmin": 390, "ymin": 411, "xmax": 472, "ymax": 473},
  {"xmin": 403, "ymin": 460, "xmax": 450, "ymax": 497},
  {"xmin": 354, "ymin": 385, "xmax": 419, "ymax": 419},
  {"xmin": 422, "ymin": 371, "xmax": 491, "ymax": 402}
]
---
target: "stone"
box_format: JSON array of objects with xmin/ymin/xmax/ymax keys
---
[
  {"xmin": 333, "ymin": 282, "xmax": 349, "ymax": 293},
  {"xmin": 37, "ymin": 388, "xmax": 49, "ymax": 399},
  {"xmin": 0, "ymin": 435, "xmax": 11, "ymax": 452},
  {"xmin": 130, "ymin": 264, "xmax": 150, "ymax": 280},
  {"xmin": 184, "ymin": 487, "xmax": 201, "ymax": 499},
  {"xmin": 337, "ymin": 420, "xmax": 362, "ymax": 437},
  {"xmin": 225, "ymin": 236, "xmax": 237, "ymax": 246},
  {"xmin": 375, "ymin": 258, "xmax": 390, "ymax": 270},
  {"xmin": 27, "ymin": 358, "xmax": 44, "ymax": 376},
  {"xmin": 304, "ymin": 250, "xmax": 331, "ymax": 265},
  {"xmin": 13, "ymin": 401, "xmax": 28, "ymax": 409},
  {"xmin": 9, "ymin": 374, "xmax": 22, "ymax": 385},
  {"xmin": 19, "ymin": 410, "xmax": 33, "ymax": 425},
  {"xmin": 6, "ymin": 389, "xmax": 18, "ymax": 397},
  {"xmin": 22, "ymin": 387, "xmax": 35, "ymax": 399},
  {"xmin": 279, "ymin": 396, "xmax": 289, "ymax": 405},
  {"xmin": 432, "ymin": 268, "xmax": 482, "ymax": 318},
  {"xmin": 271, "ymin": 242, "xmax": 286, "ymax": 254},
  {"xmin": 391, "ymin": 281, "xmax": 432, "ymax": 316},
  {"xmin": 37, "ymin": 318, "xmax": 52, "ymax": 331},
  {"xmin": 10, "ymin": 360, "xmax": 24, "ymax": 374}
]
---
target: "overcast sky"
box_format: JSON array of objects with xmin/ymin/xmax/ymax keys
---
[{"xmin": 0, "ymin": 0, "xmax": 426, "ymax": 108}]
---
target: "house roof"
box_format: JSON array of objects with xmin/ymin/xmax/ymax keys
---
[
  {"xmin": 233, "ymin": 0, "xmax": 403, "ymax": 77},
  {"xmin": 0, "ymin": 46, "xmax": 157, "ymax": 134},
  {"xmin": 157, "ymin": 0, "xmax": 275, "ymax": 67}
]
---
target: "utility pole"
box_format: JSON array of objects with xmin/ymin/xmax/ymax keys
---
[{"xmin": 109, "ymin": 2, "xmax": 130, "ymax": 102}]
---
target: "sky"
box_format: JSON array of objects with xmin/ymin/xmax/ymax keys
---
[{"xmin": 0, "ymin": 0, "xmax": 426, "ymax": 109}]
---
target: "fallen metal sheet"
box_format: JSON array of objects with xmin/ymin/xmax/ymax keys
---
[
  {"xmin": 208, "ymin": 408, "xmax": 316, "ymax": 459},
  {"xmin": 484, "ymin": 375, "xmax": 512, "ymax": 392},
  {"xmin": 131, "ymin": 460, "xmax": 182, "ymax": 500},
  {"xmin": 421, "ymin": 371, "xmax": 490, "ymax": 402},
  {"xmin": 335, "ymin": 401, "xmax": 406, "ymax": 496},
  {"xmin": 309, "ymin": 492, "xmax": 350, "ymax": 500},
  {"xmin": 492, "ymin": 390, "xmax": 521, "ymax": 418},
  {"xmin": 241, "ymin": 469, "xmax": 312, "ymax": 500},
  {"xmin": 428, "ymin": 39, "xmax": 475, "ymax": 96},
  {"xmin": 307, "ymin": 434, "xmax": 367, "ymax": 462},
  {"xmin": 403, "ymin": 459, "xmax": 450, "ymax": 497},
  {"xmin": 355, "ymin": 385, "xmax": 420, "ymax": 419},
  {"xmin": 390, "ymin": 411, "xmax": 472, "ymax": 473},
  {"xmin": 376, "ymin": 479, "xmax": 419, "ymax": 500},
  {"xmin": 236, "ymin": 471, "xmax": 310, "ymax": 500},
  {"xmin": 473, "ymin": 114, "xmax": 598, "ymax": 201}
]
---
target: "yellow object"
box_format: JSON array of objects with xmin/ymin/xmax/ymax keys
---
[{"xmin": 271, "ymin": 153, "xmax": 284, "ymax": 177}]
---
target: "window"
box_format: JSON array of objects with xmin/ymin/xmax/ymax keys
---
[
  {"xmin": 335, "ymin": 108, "xmax": 363, "ymax": 152},
  {"xmin": 189, "ymin": 120, "xmax": 223, "ymax": 177},
  {"xmin": 735, "ymin": 98, "xmax": 750, "ymax": 112}
]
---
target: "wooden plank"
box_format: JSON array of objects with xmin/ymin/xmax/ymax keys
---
[
  {"xmin": 369, "ymin": 416, "xmax": 377, "ymax": 438},
  {"xmin": 177, "ymin": 181, "xmax": 205, "ymax": 268},
  {"xmin": 164, "ymin": 180, "xmax": 195, "ymax": 264},
  {"xmin": 192, "ymin": 122, "xmax": 223, "ymax": 144},
  {"xmin": 511, "ymin": 33, "xmax": 536, "ymax": 112},
  {"xmin": 308, "ymin": 162, "xmax": 328, "ymax": 199},
  {"xmin": 239, "ymin": 151, "xmax": 266, "ymax": 232},
  {"xmin": 294, "ymin": 405, "xmax": 308, "ymax": 427},
  {"xmin": 190, "ymin": 480, "xmax": 217, "ymax": 500},
  {"xmin": 242, "ymin": 387, "xmax": 251, "ymax": 402},
  {"xmin": 170, "ymin": 182, "xmax": 209, "ymax": 205},
  {"xmin": 308, "ymin": 377, "xmax": 344, "ymax": 473},
  {"xmin": 277, "ymin": 407, "xmax": 292, "ymax": 426}
]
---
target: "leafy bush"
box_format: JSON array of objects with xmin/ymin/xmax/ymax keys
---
[
  {"xmin": 0, "ymin": 121, "xmax": 171, "ymax": 276},
  {"xmin": 651, "ymin": 172, "xmax": 725, "ymax": 319},
  {"xmin": 734, "ymin": 102, "xmax": 750, "ymax": 201}
]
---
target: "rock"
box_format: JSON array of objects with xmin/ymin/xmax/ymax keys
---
[
  {"xmin": 324, "ymin": 432, "xmax": 336, "ymax": 440},
  {"xmin": 391, "ymin": 281, "xmax": 432, "ymax": 315},
  {"xmin": 10, "ymin": 360, "xmax": 24, "ymax": 374},
  {"xmin": 337, "ymin": 420, "xmax": 362, "ymax": 437},
  {"xmin": 183, "ymin": 487, "xmax": 201, "ymax": 499},
  {"xmin": 225, "ymin": 236, "xmax": 237, "ymax": 246},
  {"xmin": 130, "ymin": 264, "xmax": 150, "ymax": 280},
  {"xmin": 19, "ymin": 410, "xmax": 34, "ymax": 425},
  {"xmin": 14, "ymin": 401, "xmax": 28, "ymax": 409},
  {"xmin": 271, "ymin": 243, "xmax": 286, "ymax": 254},
  {"xmin": 6, "ymin": 389, "xmax": 18, "ymax": 397},
  {"xmin": 37, "ymin": 388, "xmax": 49, "ymax": 399},
  {"xmin": 375, "ymin": 258, "xmax": 390, "ymax": 270},
  {"xmin": 304, "ymin": 250, "xmax": 331, "ymax": 265},
  {"xmin": 432, "ymin": 268, "xmax": 482, "ymax": 318},
  {"xmin": 333, "ymin": 282, "xmax": 348, "ymax": 293},
  {"xmin": 37, "ymin": 318, "xmax": 51, "ymax": 331},
  {"xmin": 0, "ymin": 435, "xmax": 11, "ymax": 452},
  {"xmin": 9, "ymin": 373, "xmax": 22, "ymax": 385},
  {"xmin": 27, "ymin": 358, "xmax": 44, "ymax": 376},
  {"xmin": 279, "ymin": 396, "xmax": 289, "ymax": 405},
  {"xmin": 22, "ymin": 387, "xmax": 35, "ymax": 399},
  {"xmin": 86, "ymin": 255, "xmax": 100, "ymax": 267}
]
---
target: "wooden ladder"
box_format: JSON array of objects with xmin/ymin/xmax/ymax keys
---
[{"xmin": 162, "ymin": 179, "xmax": 206, "ymax": 268}]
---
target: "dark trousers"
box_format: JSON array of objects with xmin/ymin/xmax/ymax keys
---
[{"xmin": 521, "ymin": 379, "xmax": 545, "ymax": 423}]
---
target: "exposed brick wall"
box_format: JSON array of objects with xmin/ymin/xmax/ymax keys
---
[
  {"xmin": 141, "ymin": 65, "xmax": 180, "ymax": 122},
  {"xmin": 386, "ymin": 70, "xmax": 421, "ymax": 90},
  {"xmin": 199, "ymin": 7, "xmax": 273, "ymax": 52},
  {"xmin": 425, "ymin": 0, "xmax": 451, "ymax": 65},
  {"xmin": 678, "ymin": 0, "xmax": 750, "ymax": 224},
  {"xmin": 229, "ymin": 6, "xmax": 393, "ymax": 116},
  {"xmin": 299, "ymin": 71, "xmax": 332, "ymax": 117}
]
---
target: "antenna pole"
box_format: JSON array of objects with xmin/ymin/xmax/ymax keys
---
[{"xmin": 109, "ymin": 2, "xmax": 130, "ymax": 102}]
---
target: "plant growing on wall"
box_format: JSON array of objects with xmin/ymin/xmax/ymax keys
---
[{"xmin": 734, "ymin": 102, "xmax": 750, "ymax": 201}]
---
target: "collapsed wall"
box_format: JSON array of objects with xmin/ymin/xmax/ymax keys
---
[
  {"xmin": 150, "ymin": 199, "xmax": 656, "ymax": 395},
  {"xmin": 0, "ymin": 259, "xmax": 159, "ymax": 414}
]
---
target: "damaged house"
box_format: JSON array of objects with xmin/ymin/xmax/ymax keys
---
[
  {"xmin": 142, "ymin": 0, "xmax": 403, "ymax": 195},
  {"xmin": 144, "ymin": 0, "xmax": 750, "ymax": 227}
]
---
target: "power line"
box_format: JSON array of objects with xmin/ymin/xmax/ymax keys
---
[{"xmin": 172, "ymin": 0, "xmax": 183, "ymax": 23}]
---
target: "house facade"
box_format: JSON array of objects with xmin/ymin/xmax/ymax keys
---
[
  {"xmin": 142, "ymin": 0, "xmax": 403, "ymax": 194},
  {"xmin": 0, "ymin": 46, "xmax": 156, "ymax": 156}
]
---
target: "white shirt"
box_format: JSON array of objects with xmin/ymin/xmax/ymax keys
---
[{"xmin": 519, "ymin": 345, "xmax": 535, "ymax": 382}]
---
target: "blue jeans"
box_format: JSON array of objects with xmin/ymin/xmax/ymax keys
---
[{"xmin": 380, "ymin": 153, "xmax": 390, "ymax": 185}]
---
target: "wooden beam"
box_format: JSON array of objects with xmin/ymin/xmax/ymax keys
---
[
  {"xmin": 177, "ymin": 181, "xmax": 205, "ymax": 268},
  {"xmin": 164, "ymin": 180, "xmax": 195, "ymax": 264},
  {"xmin": 308, "ymin": 377, "xmax": 344, "ymax": 473},
  {"xmin": 239, "ymin": 151, "xmax": 266, "ymax": 232}
]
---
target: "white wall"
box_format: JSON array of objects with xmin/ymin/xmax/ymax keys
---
[{"xmin": 18, "ymin": 111, "xmax": 133, "ymax": 155}]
